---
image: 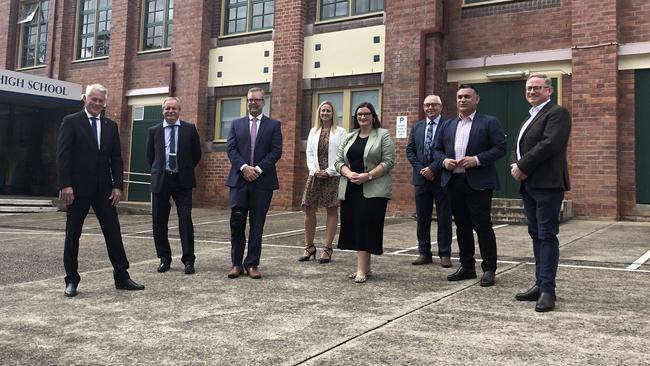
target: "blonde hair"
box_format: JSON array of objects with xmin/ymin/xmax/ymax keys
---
[{"xmin": 312, "ymin": 100, "xmax": 339, "ymax": 131}]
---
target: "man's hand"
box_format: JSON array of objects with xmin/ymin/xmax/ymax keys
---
[
  {"xmin": 109, "ymin": 188, "xmax": 122, "ymax": 206},
  {"xmin": 60, "ymin": 187, "xmax": 75, "ymax": 205},
  {"xmin": 458, "ymin": 156, "xmax": 478, "ymax": 168},
  {"xmin": 510, "ymin": 163, "xmax": 528, "ymax": 181},
  {"xmin": 443, "ymin": 158, "xmax": 458, "ymax": 170},
  {"xmin": 420, "ymin": 167, "xmax": 434, "ymax": 181},
  {"xmin": 242, "ymin": 165, "xmax": 260, "ymax": 182}
]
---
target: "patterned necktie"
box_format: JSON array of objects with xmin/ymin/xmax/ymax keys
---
[
  {"xmin": 168, "ymin": 125, "xmax": 177, "ymax": 171},
  {"xmin": 424, "ymin": 119, "xmax": 434, "ymax": 163},
  {"xmin": 90, "ymin": 117, "xmax": 99, "ymax": 149},
  {"xmin": 250, "ymin": 117, "xmax": 258, "ymax": 165}
]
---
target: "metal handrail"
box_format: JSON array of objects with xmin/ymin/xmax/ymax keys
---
[{"xmin": 123, "ymin": 171, "xmax": 151, "ymax": 186}]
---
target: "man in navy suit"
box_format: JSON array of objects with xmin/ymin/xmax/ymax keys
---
[
  {"xmin": 225, "ymin": 87, "xmax": 282, "ymax": 279},
  {"xmin": 511, "ymin": 74, "xmax": 571, "ymax": 312},
  {"xmin": 434, "ymin": 84, "xmax": 506, "ymax": 287},
  {"xmin": 56, "ymin": 83, "xmax": 144, "ymax": 297},
  {"xmin": 406, "ymin": 94, "xmax": 453, "ymax": 268},
  {"xmin": 146, "ymin": 97, "xmax": 202, "ymax": 275}
]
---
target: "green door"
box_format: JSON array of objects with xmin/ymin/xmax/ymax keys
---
[
  {"xmin": 473, "ymin": 79, "xmax": 558, "ymax": 198},
  {"xmin": 635, "ymin": 69, "xmax": 650, "ymax": 204},
  {"xmin": 127, "ymin": 106, "xmax": 161, "ymax": 202}
]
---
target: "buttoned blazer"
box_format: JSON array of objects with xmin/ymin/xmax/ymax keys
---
[
  {"xmin": 306, "ymin": 126, "xmax": 347, "ymax": 176},
  {"xmin": 56, "ymin": 110, "xmax": 124, "ymax": 197},
  {"xmin": 335, "ymin": 128, "xmax": 395, "ymax": 200},
  {"xmin": 510, "ymin": 102, "xmax": 571, "ymax": 191},
  {"xmin": 146, "ymin": 120, "xmax": 202, "ymax": 193},
  {"xmin": 433, "ymin": 113, "xmax": 507, "ymax": 190},
  {"xmin": 225, "ymin": 115, "xmax": 283, "ymax": 190},
  {"xmin": 406, "ymin": 118, "xmax": 445, "ymax": 186}
]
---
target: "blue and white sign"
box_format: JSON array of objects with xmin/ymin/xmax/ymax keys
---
[{"xmin": 0, "ymin": 69, "xmax": 82, "ymax": 102}]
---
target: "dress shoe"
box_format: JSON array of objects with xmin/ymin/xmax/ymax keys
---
[
  {"xmin": 157, "ymin": 258, "xmax": 171, "ymax": 273},
  {"xmin": 412, "ymin": 255, "xmax": 433, "ymax": 265},
  {"xmin": 227, "ymin": 266, "xmax": 244, "ymax": 278},
  {"xmin": 115, "ymin": 278, "xmax": 145, "ymax": 291},
  {"xmin": 535, "ymin": 291, "xmax": 556, "ymax": 312},
  {"xmin": 447, "ymin": 266, "xmax": 477, "ymax": 281},
  {"xmin": 184, "ymin": 263, "xmax": 195, "ymax": 275},
  {"xmin": 515, "ymin": 285, "xmax": 540, "ymax": 301},
  {"xmin": 64, "ymin": 283, "xmax": 78, "ymax": 297},
  {"xmin": 298, "ymin": 244, "xmax": 317, "ymax": 262},
  {"xmin": 480, "ymin": 270, "xmax": 495, "ymax": 287},
  {"xmin": 246, "ymin": 267, "xmax": 262, "ymax": 279},
  {"xmin": 440, "ymin": 256, "xmax": 452, "ymax": 268}
]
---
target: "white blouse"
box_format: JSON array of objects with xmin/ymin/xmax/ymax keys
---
[{"xmin": 306, "ymin": 126, "xmax": 347, "ymax": 176}]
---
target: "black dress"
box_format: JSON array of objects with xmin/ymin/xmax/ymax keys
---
[{"xmin": 337, "ymin": 135, "xmax": 388, "ymax": 255}]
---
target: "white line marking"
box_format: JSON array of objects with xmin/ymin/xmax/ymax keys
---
[
  {"xmin": 627, "ymin": 249, "xmax": 650, "ymax": 270},
  {"xmin": 390, "ymin": 224, "xmax": 509, "ymax": 254}
]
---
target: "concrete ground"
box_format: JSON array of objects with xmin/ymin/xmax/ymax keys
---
[{"xmin": 0, "ymin": 207, "xmax": 648, "ymax": 365}]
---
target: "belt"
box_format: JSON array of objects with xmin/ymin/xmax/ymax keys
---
[{"xmin": 165, "ymin": 171, "xmax": 179, "ymax": 176}]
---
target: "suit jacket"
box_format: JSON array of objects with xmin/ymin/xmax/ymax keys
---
[
  {"xmin": 306, "ymin": 126, "xmax": 347, "ymax": 177},
  {"xmin": 56, "ymin": 110, "xmax": 124, "ymax": 197},
  {"xmin": 510, "ymin": 102, "xmax": 571, "ymax": 191},
  {"xmin": 226, "ymin": 115, "xmax": 283, "ymax": 190},
  {"xmin": 146, "ymin": 120, "xmax": 202, "ymax": 193},
  {"xmin": 433, "ymin": 113, "xmax": 507, "ymax": 190},
  {"xmin": 335, "ymin": 128, "xmax": 395, "ymax": 200},
  {"xmin": 406, "ymin": 117, "xmax": 444, "ymax": 186}
]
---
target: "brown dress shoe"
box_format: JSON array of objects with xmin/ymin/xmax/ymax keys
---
[
  {"xmin": 411, "ymin": 255, "xmax": 433, "ymax": 265},
  {"xmin": 440, "ymin": 256, "xmax": 452, "ymax": 268},
  {"xmin": 246, "ymin": 267, "xmax": 262, "ymax": 279},
  {"xmin": 227, "ymin": 266, "xmax": 243, "ymax": 278}
]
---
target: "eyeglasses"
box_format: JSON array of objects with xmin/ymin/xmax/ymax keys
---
[
  {"xmin": 356, "ymin": 112, "xmax": 372, "ymax": 117},
  {"xmin": 423, "ymin": 103, "xmax": 440, "ymax": 108},
  {"xmin": 525, "ymin": 85, "xmax": 549, "ymax": 92},
  {"xmin": 248, "ymin": 98, "xmax": 264, "ymax": 103}
]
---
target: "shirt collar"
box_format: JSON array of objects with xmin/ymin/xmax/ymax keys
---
[
  {"xmin": 249, "ymin": 113, "xmax": 264, "ymax": 121},
  {"xmin": 459, "ymin": 111, "xmax": 476, "ymax": 121},
  {"xmin": 84, "ymin": 109, "xmax": 100, "ymax": 119},
  {"xmin": 163, "ymin": 119, "xmax": 180, "ymax": 128},
  {"xmin": 529, "ymin": 99, "xmax": 551, "ymax": 116},
  {"xmin": 427, "ymin": 115, "xmax": 441, "ymax": 124}
]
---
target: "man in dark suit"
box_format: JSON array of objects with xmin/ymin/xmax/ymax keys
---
[
  {"xmin": 146, "ymin": 97, "xmax": 202, "ymax": 275},
  {"xmin": 511, "ymin": 74, "xmax": 571, "ymax": 312},
  {"xmin": 406, "ymin": 94, "xmax": 453, "ymax": 268},
  {"xmin": 225, "ymin": 87, "xmax": 282, "ymax": 279},
  {"xmin": 434, "ymin": 84, "xmax": 506, "ymax": 287},
  {"xmin": 56, "ymin": 83, "xmax": 144, "ymax": 297}
]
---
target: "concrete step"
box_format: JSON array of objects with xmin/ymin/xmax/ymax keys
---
[
  {"xmin": 0, "ymin": 198, "xmax": 54, "ymax": 206},
  {"xmin": 432, "ymin": 198, "xmax": 573, "ymax": 224},
  {"xmin": 0, "ymin": 206, "xmax": 59, "ymax": 213}
]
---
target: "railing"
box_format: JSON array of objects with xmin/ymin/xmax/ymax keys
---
[{"xmin": 123, "ymin": 171, "xmax": 151, "ymax": 186}]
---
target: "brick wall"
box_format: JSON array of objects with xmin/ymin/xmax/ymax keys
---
[
  {"xmin": 619, "ymin": 0, "xmax": 650, "ymax": 43},
  {"xmin": 617, "ymin": 70, "xmax": 638, "ymax": 219}
]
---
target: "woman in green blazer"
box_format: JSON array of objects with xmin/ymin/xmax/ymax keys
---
[{"xmin": 335, "ymin": 102, "xmax": 395, "ymax": 283}]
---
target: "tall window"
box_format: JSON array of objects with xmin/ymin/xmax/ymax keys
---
[
  {"xmin": 320, "ymin": 0, "xmax": 383, "ymax": 21},
  {"xmin": 224, "ymin": 0, "xmax": 274, "ymax": 35},
  {"xmin": 315, "ymin": 88, "xmax": 380, "ymax": 131},
  {"xmin": 76, "ymin": 0, "xmax": 111, "ymax": 60},
  {"xmin": 142, "ymin": 0, "xmax": 173, "ymax": 50},
  {"xmin": 18, "ymin": 0, "xmax": 49, "ymax": 68},
  {"xmin": 214, "ymin": 95, "xmax": 271, "ymax": 141}
]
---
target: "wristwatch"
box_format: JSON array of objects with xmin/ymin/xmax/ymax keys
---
[{"xmin": 368, "ymin": 173, "xmax": 373, "ymax": 180}]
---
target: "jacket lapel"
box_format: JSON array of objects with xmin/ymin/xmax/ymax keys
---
[
  {"xmin": 521, "ymin": 102, "xmax": 552, "ymax": 139},
  {"xmin": 364, "ymin": 128, "xmax": 379, "ymax": 161}
]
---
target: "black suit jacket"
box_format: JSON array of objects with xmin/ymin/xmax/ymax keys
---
[
  {"xmin": 406, "ymin": 117, "xmax": 444, "ymax": 186},
  {"xmin": 56, "ymin": 110, "xmax": 124, "ymax": 197},
  {"xmin": 146, "ymin": 120, "xmax": 202, "ymax": 193},
  {"xmin": 510, "ymin": 102, "xmax": 571, "ymax": 191}
]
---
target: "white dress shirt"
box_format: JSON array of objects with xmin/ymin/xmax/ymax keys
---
[
  {"xmin": 84, "ymin": 109, "xmax": 102, "ymax": 150},
  {"xmin": 162, "ymin": 119, "xmax": 180, "ymax": 172},
  {"xmin": 516, "ymin": 99, "xmax": 551, "ymax": 160}
]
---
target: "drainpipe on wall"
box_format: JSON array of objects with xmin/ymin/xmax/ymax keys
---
[
  {"xmin": 418, "ymin": 0, "xmax": 448, "ymax": 120},
  {"xmin": 167, "ymin": 61, "xmax": 175, "ymax": 96}
]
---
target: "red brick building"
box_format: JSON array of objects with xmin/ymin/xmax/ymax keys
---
[{"xmin": 1, "ymin": 0, "xmax": 649, "ymax": 220}]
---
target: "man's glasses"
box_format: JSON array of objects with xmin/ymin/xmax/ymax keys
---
[
  {"xmin": 248, "ymin": 98, "xmax": 264, "ymax": 103},
  {"xmin": 525, "ymin": 85, "xmax": 549, "ymax": 92}
]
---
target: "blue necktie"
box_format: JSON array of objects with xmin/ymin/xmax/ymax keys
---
[
  {"xmin": 424, "ymin": 120, "xmax": 434, "ymax": 164},
  {"xmin": 168, "ymin": 125, "xmax": 177, "ymax": 171},
  {"xmin": 90, "ymin": 117, "xmax": 99, "ymax": 149}
]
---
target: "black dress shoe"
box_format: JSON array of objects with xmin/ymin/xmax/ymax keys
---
[
  {"xmin": 447, "ymin": 266, "xmax": 477, "ymax": 281},
  {"xmin": 115, "ymin": 278, "xmax": 145, "ymax": 291},
  {"xmin": 158, "ymin": 258, "xmax": 171, "ymax": 273},
  {"xmin": 535, "ymin": 291, "xmax": 556, "ymax": 312},
  {"xmin": 480, "ymin": 270, "xmax": 495, "ymax": 287},
  {"xmin": 515, "ymin": 285, "xmax": 540, "ymax": 301},
  {"xmin": 412, "ymin": 255, "xmax": 433, "ymax": 265},
  {"xmin": 184, "ymin": 263, "xmax": 195, "ymax": 275},
  {"xmin": 64, "ymin": 283, "xmax": 78, "ymax": 297}
]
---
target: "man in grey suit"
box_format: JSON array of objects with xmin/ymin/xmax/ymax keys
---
[
  {"xmin": 146, "ymin": 97, "xmax": 202, "ymax": 275},
  {"xmin": 511, "ymin": 74, "xmax": 571, "ymax": 312}
]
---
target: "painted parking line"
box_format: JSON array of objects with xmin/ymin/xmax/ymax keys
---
[
  {"xmin": 626, "ymin": 249, "xmax": 650, "ymax": 270},
  {"xmin": 389, "ymin": 224, "xmax": 509, "ymax": 255}
]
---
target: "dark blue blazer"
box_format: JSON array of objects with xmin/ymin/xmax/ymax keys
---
[
  {"xmin": 225, "ymin": 115, "xmax": 283, "ymax": 190},
  {"xmin": 406, "ymin": 118, "xmax": 444, "ymax": 186},
  {"xmin": 433, "ymin": 113, "xmax": 507, "ymax": 190}
]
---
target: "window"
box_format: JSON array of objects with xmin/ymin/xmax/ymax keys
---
[
  {"xmin": 319, "ymin": 0, "xmax": 383, "ymax": 21},
  {"xmin": 315, "ymin": 88, "xmax": 381, "ymax": 131},
  {"xmin": 462, "ymin": 0, "xmax": 510, "ymax": 6},
  {"xmin": 18, "ymin": 0, "xmax": 49, "ymax": 68},
  {"xmin": 142, "ymin": 0, "xmax": 173, "ymax": 51},
  {"xmin": 214, "ymin": 94, "xmax": 271, "ymax": 141},
  {"xmin": 223, "ymin": 0, "xmax": 275, "ymax": 35},
  {"xmin": 76, "ymin": 0, "xmax": 111, "ymax": 60}
]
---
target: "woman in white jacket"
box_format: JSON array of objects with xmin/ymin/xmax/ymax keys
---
[{"xmin": 299, "ymin": 101, "xmax": 347, "ymax": 263}]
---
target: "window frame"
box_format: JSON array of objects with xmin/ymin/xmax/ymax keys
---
[
  {"xmin": 221, "ymin": 0, "xmax": 275, "ymax": 37},
  {"xmin": 74, "ymin": 0, "xmax": 112, "ymax": 61},
  {"xmin": 140, "ymin": 0, "xmax": 173, "ymax": 52},
  {"xmin": 462, "ymin": 0, "xmax": 514, "ymax": 7},
  {"xmin": 214, "ymin": 94, "xmax": 272, "ymax": 142},
  {"xmin": 313, "ymin": 86, "xmax": 382, "ymax": 132},
  {"xmin": 316, "ymin": 0, "xmax": 384, "ymax": 23},
  {"xmin": 17, "ymin": 0, "xmax": 50, "ymax": 70}
]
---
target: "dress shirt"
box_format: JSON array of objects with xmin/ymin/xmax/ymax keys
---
[
  {"xmin": 453, "ymin": 111, "xmax": 478, "ymax": 173},
  {"xmin": 84, "ymin": 109, "xmax": 102, "ymax": 150},
  {"xmin": 424, "ymin": 115, "xmax": 441, "ymax": 145},
  {"xmin": 516, "ymin": 99, "xmax": 551, "ymax": 160},
  {"xmin": 240, "ymin": 114, "xmax": 265, "ymax": 173},
  {"xmin": 162, "ymin": 119, "xmax": 180, "ymax": 172}
]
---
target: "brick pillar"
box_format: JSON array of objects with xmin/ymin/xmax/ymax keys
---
[
  {"xmin": 383, "ymin": 1, "xmax": 443, "ymax": 215},
  {"xmin": 570, "ymin": 0, "xmax": 619, "ymax": 218},
  {"xmin": 271, "ymin": 0, "xmax": 305, "ymax": 209},
  {"xmin": 0, "ymin": 0, "xmax": 19, "ymax": 69}
]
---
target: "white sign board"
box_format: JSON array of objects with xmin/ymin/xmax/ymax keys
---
[
  {"xmin": 395, "ymin": 115, "xmax": 408, "ymax": 139},
  {"xmin": 0, "ymin": 68, "xmax": 82, "ymax": 102}
]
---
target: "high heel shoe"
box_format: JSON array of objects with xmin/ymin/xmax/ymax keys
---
[
  {"xmin": 298, "ymin": 244, "xmax": 316, "ymax": 262},
  {"xmin": 319, "ymin": 246, "xmax": 333, "ymax": 264}
]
